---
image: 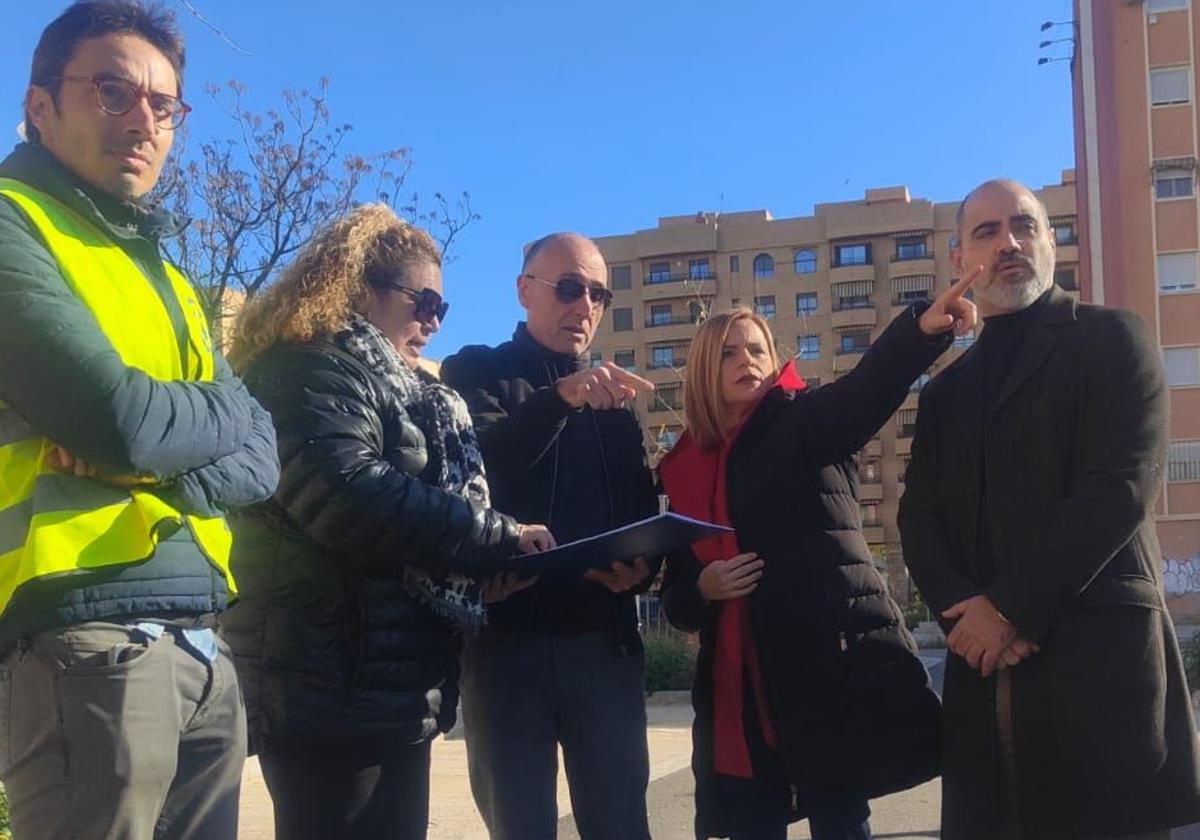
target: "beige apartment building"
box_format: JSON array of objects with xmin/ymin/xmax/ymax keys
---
[
  {"xmin": 590, "ymin": 177, "xmax": 1079, "ymax": 596},
  {"xmin": 1073, "ymin": 0, "xmax": 1200, "ymax": 613}
]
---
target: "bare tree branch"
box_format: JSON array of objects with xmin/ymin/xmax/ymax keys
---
[
  {"xmin": 174, "ymin": 0, "xmax": 253, "ymax": 55},
  {"xmin": 153, "ymin": 78, "xmax": 479, "ymax": 346}
]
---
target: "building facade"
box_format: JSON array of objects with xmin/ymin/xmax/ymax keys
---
[
  {"xmin": 590, "ymin": 177, "xmax": 1079, "ymax": 596},
  {"xmin": 1073, "ymin": 0, "xmax": 1200, "ymax": 615}
]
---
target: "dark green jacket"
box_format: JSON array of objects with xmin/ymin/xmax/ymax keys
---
[{"xmin": 0, "ymin": 143, "xmax": 279, "ymax": 652}]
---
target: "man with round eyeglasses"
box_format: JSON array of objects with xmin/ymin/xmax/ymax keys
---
[
  {"xmin": 0, "ymin": 3, "xmax": 280, "ymax": 837},
  {"xmin": 443, "ymin": 232, "xmax": 659, "ymax": 839}
]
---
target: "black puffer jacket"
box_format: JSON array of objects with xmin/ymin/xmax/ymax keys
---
[
  {"xmin": 661, "ymin": 306, "xmax": 946, "ymax": 837},
  {"xmin": 220, "ymin": 338, "xmax": 521, "ymax": 751}
]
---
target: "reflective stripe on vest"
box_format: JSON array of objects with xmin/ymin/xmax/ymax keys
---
[{"xmin": 0, "ymin": 177, "xmax": 234, "ymax": 616}]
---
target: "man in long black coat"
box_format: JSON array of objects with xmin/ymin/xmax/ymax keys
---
[{"xmin": 899, "ymin": 178, "xmax": 1200, "ymax": 839}]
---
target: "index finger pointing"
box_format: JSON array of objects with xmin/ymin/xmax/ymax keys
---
[{"xmin": 607, "ymin": 365, "xmax": 656, "ymax": 392}]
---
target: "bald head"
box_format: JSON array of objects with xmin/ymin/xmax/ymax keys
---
[
  {"xmin": 955, "ymin": 179, "xmax": 1049, "ymax": 239},
  {"xmin": 522, "ymin": 232, "xmax": 600, "ymax": 272},
  {"xmin": 517, "ymin": 231, "xmax": 609, "ymax": 354}
]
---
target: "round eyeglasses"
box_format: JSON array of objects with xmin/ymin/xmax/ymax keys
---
[{"xmin": 45, "ymin": 75, "xmax": 191, "ymax": 129}]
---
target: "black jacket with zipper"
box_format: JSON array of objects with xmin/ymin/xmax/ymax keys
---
[{"xmin": 441, "ymin": 323, "xmax": 659, "ymax": 647}]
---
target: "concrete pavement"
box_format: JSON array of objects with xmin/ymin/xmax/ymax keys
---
[{"xmin": 235, "ymin": 653, "xmax": 1200, "ymax": 839}]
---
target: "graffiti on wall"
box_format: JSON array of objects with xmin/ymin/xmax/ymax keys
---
[{"xmin": 1164, "ymin": 556, "xmax": 1200, "ymax": 598}]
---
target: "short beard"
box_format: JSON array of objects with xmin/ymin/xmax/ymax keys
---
[{"xmin": 975, "ymin": 271, "xmax": 1051, "ymax": 314}]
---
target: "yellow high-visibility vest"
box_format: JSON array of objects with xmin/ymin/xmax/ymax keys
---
[{"xmin": 0, "ymin": 176, "xmax": 234, "ymax": 617}]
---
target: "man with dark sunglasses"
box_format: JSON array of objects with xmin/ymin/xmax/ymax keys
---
[
  {"xmin": 443, "ymin": 232, "xmax": 659, "ymax": 840},
  {"xmin": 0, "ymin": 3, "xmax": 279, "ymax": 837}
]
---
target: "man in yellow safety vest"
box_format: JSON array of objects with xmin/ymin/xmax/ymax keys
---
[{"xmin": 0, "ymin": 3, "xmax": 279, "ymax": 837}]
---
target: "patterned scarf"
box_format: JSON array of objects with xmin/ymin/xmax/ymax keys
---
[{"xmin": 335, "ymin": 313, "xmax": 491, "ymax": 630}]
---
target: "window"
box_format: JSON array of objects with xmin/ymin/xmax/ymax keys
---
[
  {"xmin": 754, "ymin": 295, "xmax": 776, "ymax": 319},
  {"xmin": 614, "ymin": 349, "xmax": 635, "ymax": 371},
  {"xmin": 657, "ymin": 429, "xmax": 679, "ymax": 449},
  {"xmin": 892, "ymin": 275, "xmax": 933, "ymax": 306},
  {"xmin": 910, "ymin": 372, "xmax": 931, "ymax": 392},
  {"xmin": 1156, "ymin": 168, "xmax": 1195, "ymax": 199},
  {"xmin": 1148, "ymin": 0, "xmax": 1189, "ymax": 12},
  {"xmin": 651, "ymin": 385, "xmax": 682, "ymax": 412},
  {"xmin": 895, "ymin": 239, "xmax": 927, "ymax": 261},
  {"xmin": 589, "ymin": 351, "xmax": 602, "ymax": 368},
  {"xmin": 1054, "ymin": 268, "xmax": 1078, "ymax": 291},
  {"xmin": 834, "ymin": 243, "xmax": 870, "ymax": 267},
  {"xmin": 753, "ymin": 253, "xmax": 775, "ymax": 279},
  {"xmin": 651, "ymin": 346, "xmax": 674, "ymax": 369},
  {"xmin": 1158, "ymin": 252, "xmax": 1199, "ymax": 293},
  {"xmin": 796, "ymin": 292, "xmax": 818, "ymax": 316},
  {"xmin": 610, "ymin": 265, "xmax": 632, "ymax": 290},
  {"xmin": 897, "ymin": 407, "xmax": 918, "ymax": 437},
  {"xmin": 837, "ymin": 329, "xmax": 871, "ymax": 355},
  {"xmin": 832, "ymin": 280, "xmax": 873, "ymax": 311},
  {"xmin": 1165, "ymin": 347, "xmax": 1200, "ymax": 386},
  {"xmin": 689, "ymin": 259, "xmax": 711, "ymax": 280},
  {"xmin": 860, "ymin": 460, "xmax": 881, "ymax": 482},
  {"xmin": 1168, "ymin": 441, "xmax": 1200, "ymax": 481},
  {"xmin": 649, "ymin": 303, "xmax": 673, "ymax": 325},
  {"xmin": 797, "ymin": 335, "xmax": 820, "ymax": 360},
  {"xmin": 647, "ymin": 262, "xmax": 672, "ymax": 284},
  {"xmin": 612, "ymin": 307, "xmax": 632, "ymax": 331},
  {"xmin": 861, "ymin": 503, "xmax": 880, "ymax": 527},
  {"xmin": 729, "ymin": 255, "xmax": 740, "ymax": 273},
  {"xmin": 1151, "ymin": 67, "xmax": 1191, "ymax": 106},
  {"xmin": 1054, "ymin": 223, "xmax": 1076, "ymax": 245},
  {"xmin": 793, "ymin": 248, "xmax": 816, "ymax": 274}
]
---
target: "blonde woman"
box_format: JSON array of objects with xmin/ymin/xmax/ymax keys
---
[
  {"xmin": 658, "ymin": 272, "xmax": 978, "ymax": 840},
  {"xmin": 220, "ymin": 205, "xmax": 553, "ymax": 840}
]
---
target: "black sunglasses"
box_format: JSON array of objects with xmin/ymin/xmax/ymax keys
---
[
  {"xmin": 522, "ymin": 274, "xmax": 613, "ymax": 309},
  {"xmin": 375, "ymin": 282, "xmax": 449, "ymax": 325}
]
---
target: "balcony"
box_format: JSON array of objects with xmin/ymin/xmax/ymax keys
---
[
  {"xmin": 642, "ymin": 273, "xmax": 717, "ymax": 301},
  {"xmin": 859, "ymin": 481, "xmax": 884, "ymax": 502},
  {"xmin": 888, "ymin": 256, "xmax": 936, "ymax": 278},
  {"xmin": 831, "ymin": 305, "xmax": 878, "ymax": 330},
  {"xmin": 642, "ymin": 315, "xmax": 699, "ymax": 342}
]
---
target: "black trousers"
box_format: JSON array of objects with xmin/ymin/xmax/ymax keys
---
[
  {"xmin": 460, "ymin": 629, "xmax": 652, "ymax": 840},
  {"xmin": 258, "ymin": 739, "xmax": 432, "ymax": 840}
]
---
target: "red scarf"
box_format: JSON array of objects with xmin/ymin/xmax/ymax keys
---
[{"xmin": 658, "ymin": 362, "xmax": 806, "ymax": 778}]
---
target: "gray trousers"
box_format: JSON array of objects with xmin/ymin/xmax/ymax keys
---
[
  {"xmin": 460, "ymin": 630, "xmax": 651, "ymax": 840},
  {"xmin": 0, "ymin": 621, "xmax": 246, "ymax": 840}
]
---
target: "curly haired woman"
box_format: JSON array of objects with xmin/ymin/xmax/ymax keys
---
[{"xmin": 219, "ymin": 205, "xmax": 554, "ymax": 840}]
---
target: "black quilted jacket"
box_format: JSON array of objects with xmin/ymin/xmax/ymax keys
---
[{"xmin": 220, "ymin": 338, "xmax": 521, "ymax": 751}]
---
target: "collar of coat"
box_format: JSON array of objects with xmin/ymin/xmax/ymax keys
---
[
  {"xmin": 944, "ymin": 284, "xmax": 1078, "ymax": 417},
  {"xmin": 511, "ymin": 321, "xmax": 588, "ymax": 379},
  {"xmin": 0, "ymin": 142, "xmax": 186, "ymax": 245}
]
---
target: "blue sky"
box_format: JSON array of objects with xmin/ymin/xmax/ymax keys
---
[{"xmin": 2, "ymin": 0, "xmax": 1077, "ymax": 358}]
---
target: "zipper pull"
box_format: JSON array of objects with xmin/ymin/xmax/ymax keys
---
[{"xmin": 838, "ymin": 632, "xmax": 849, "ymax": 652}]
